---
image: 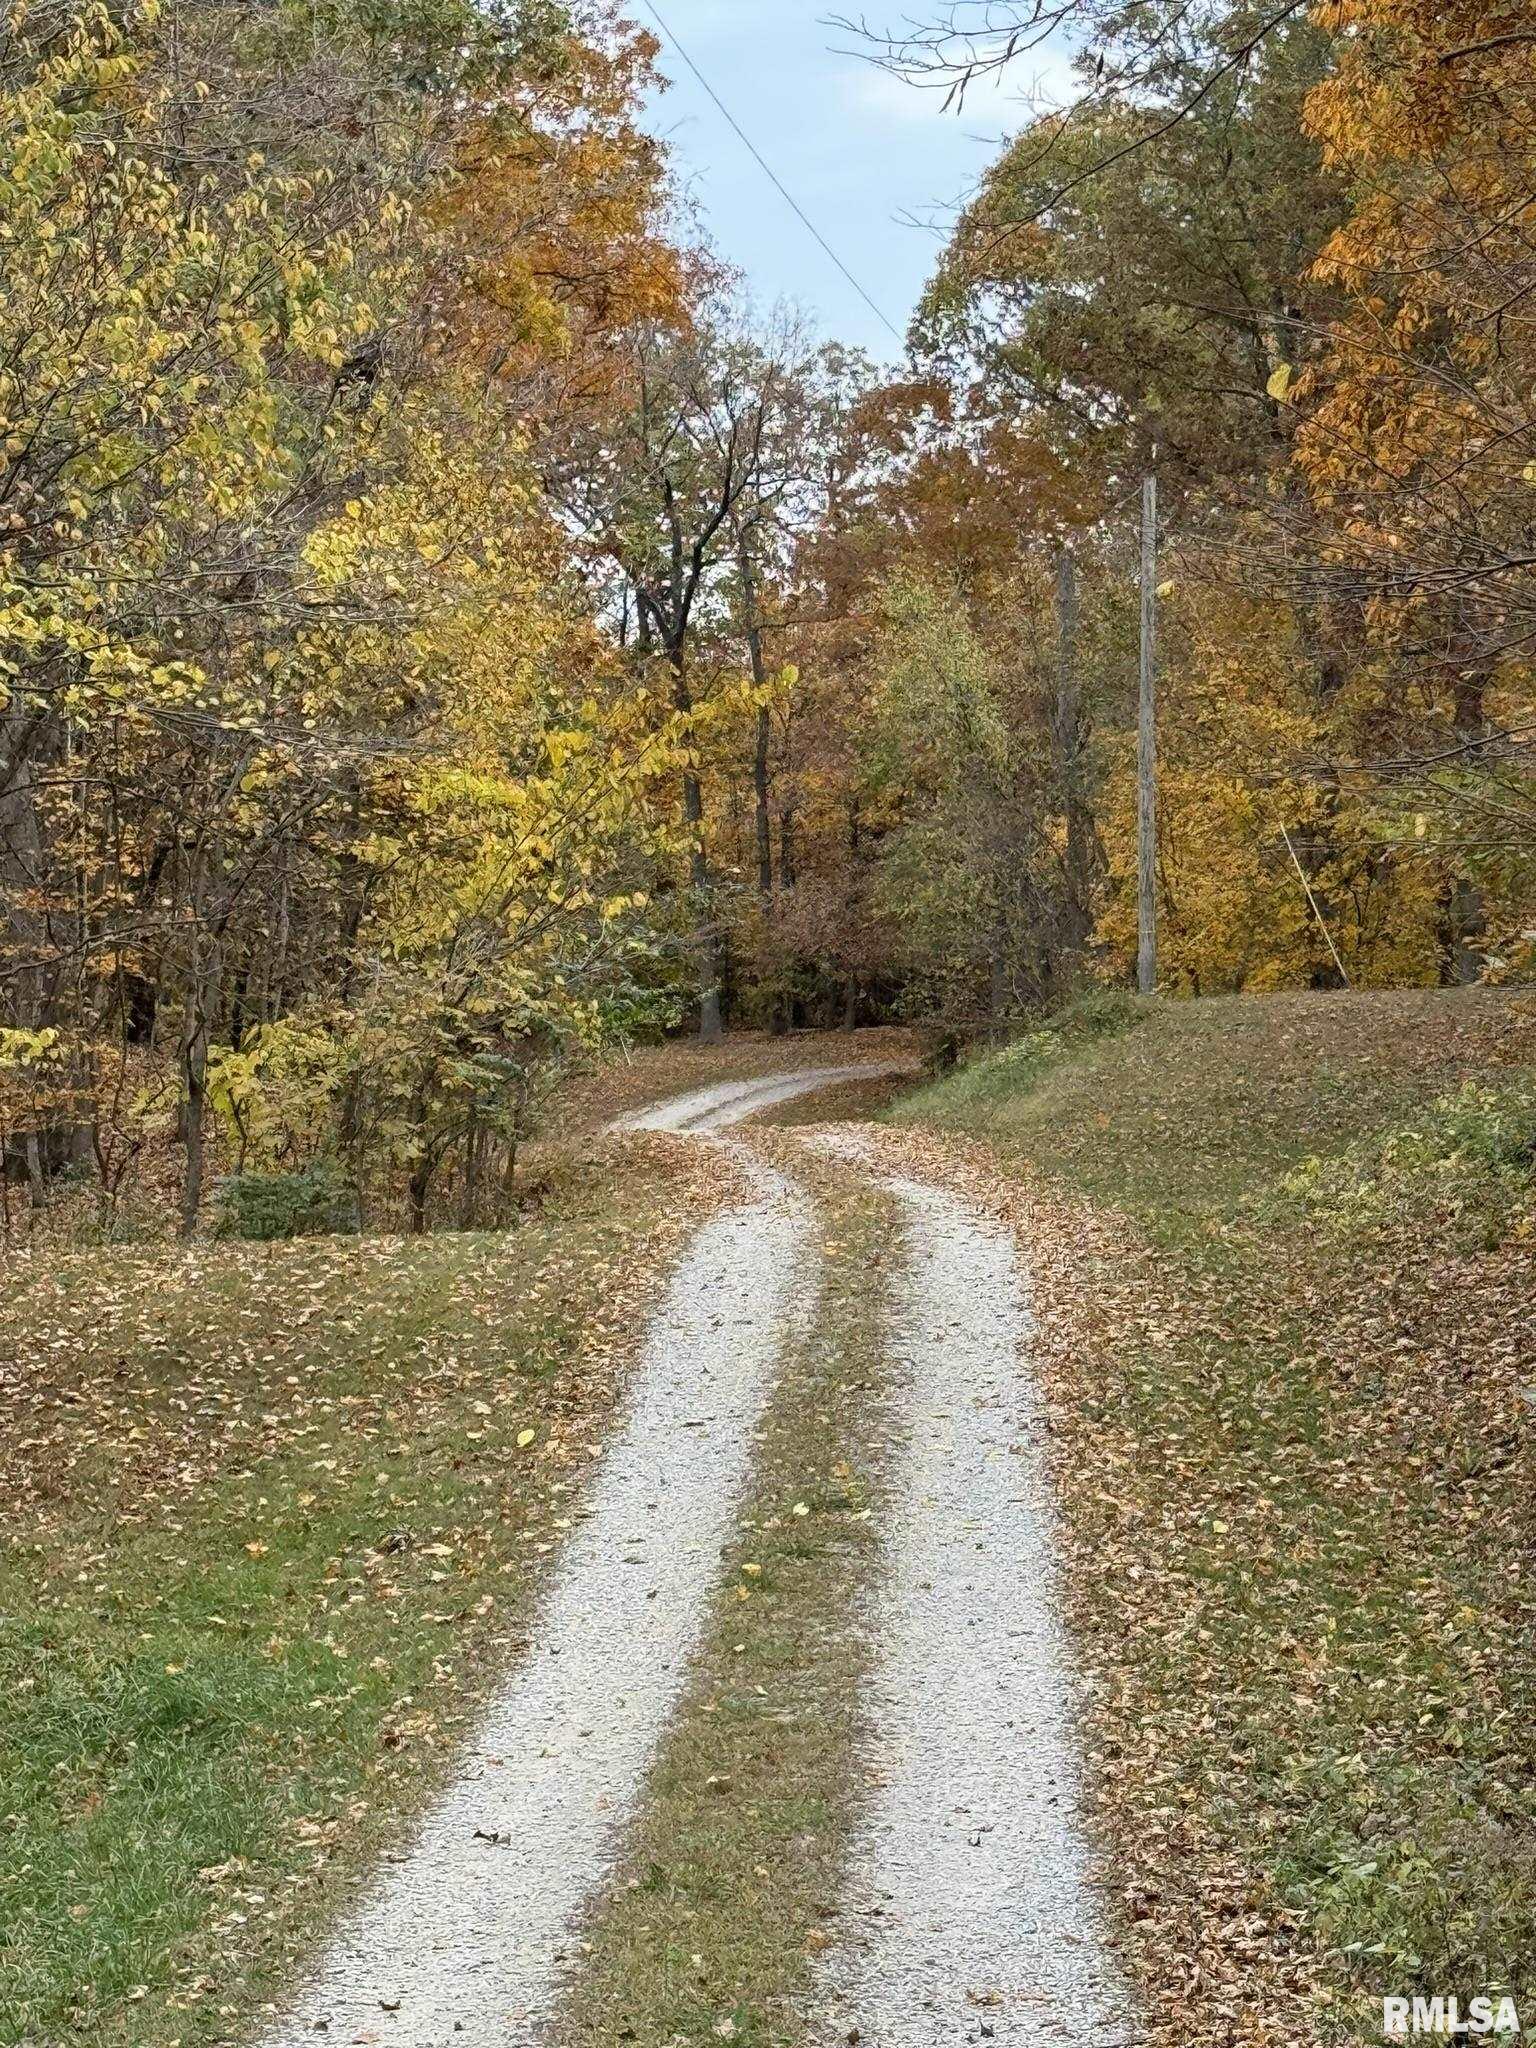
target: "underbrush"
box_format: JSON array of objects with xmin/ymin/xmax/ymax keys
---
[
  {"xmin": 212, "ymin": 1160, "xmax": 361, "ymax": 1241},
  {"xmin": 896, "ymin": 983, "xmax": 1536, "ymax": 1236},
  {"xmin": 898, "ymin": 988, "xmax": 1146, "ymax": 1117},
  {"xmin": 1280, "ymin": 1079, "xmax": 1536, "ymax": 1250}
]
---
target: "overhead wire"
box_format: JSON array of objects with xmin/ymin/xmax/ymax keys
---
[{"xmin": 637, "ymin": 0, "xmax": 906, "ymax": 348}]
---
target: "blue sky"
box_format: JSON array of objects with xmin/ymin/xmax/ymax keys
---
[{"xmin": 637, "ymin": 1, "xmax": 1075, "ymax": 366}]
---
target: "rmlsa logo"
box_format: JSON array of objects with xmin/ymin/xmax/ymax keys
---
[{"xmin": 1383, "ymin": 1996, "xmax": 1522, "ymax": 2038}]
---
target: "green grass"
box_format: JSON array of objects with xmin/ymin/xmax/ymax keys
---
[
  {"xmin": 898, "ymin": 985, "xmax": 1536, "ymax": 1236},
  {"xmin": 895, "ymin": 985, "xmax": 1536, "ymax": 2046},
  {"xmin": 1277, "ymin": 1076, "xmax": 1536, "ymax": 1250},
  {"xmin": 0, "ymin": 1152, "xmax": 683, "ymax": 2046},
  {"xmin": 902, "ymin": 986, "xmax": 1145, "ymax": 1118},
  {"xmin": 556, "ymin": 1152, "xmax": 902, "ymax": 2048}
]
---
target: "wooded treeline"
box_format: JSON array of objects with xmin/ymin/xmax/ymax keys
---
[{"xmin": 2, "ymin": 0, "xmax": 1533, "ymax": 1234}]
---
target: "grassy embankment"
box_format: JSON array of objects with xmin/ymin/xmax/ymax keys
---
[
  {"xmin": 0, "ymin": 1139, "xmax": 707, "ymax": 2047},
  {"xmin": 896, "ymin": 986, "xmax": 1536, "ymax": 2047}
]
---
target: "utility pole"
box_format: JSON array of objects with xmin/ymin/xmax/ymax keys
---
[{"xmin": 1137, "ymin": 469, "xmax": 1159, "ymax": 996}]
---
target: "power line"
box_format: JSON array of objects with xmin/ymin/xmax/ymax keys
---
[{"xmin": 638, "ymin": 0, "xmax": 906, "ymax": 348}]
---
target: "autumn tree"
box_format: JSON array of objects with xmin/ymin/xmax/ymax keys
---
[
  {"xmin": 550, "ymin": 309, "xmax": 818, "ymax": 1040},
  {"xmin": 0, "ymin": 0, "xmax": 707, "ymax": 1233},
  {"xmin": 1286, "ymin": 0, "xmax": 1536, "ymax": 973}
]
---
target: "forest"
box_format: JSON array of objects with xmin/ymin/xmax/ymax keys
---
[
  {"xmin": 5, "ymin": 6, "xmax": 1536, "ymax": 2044},
  {"xmin": 0, "ymin": 0, "xmax": 1532, "ymax": 1233}
]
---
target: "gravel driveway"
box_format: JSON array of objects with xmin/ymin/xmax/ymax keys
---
[
  {"xmin": 613, "ymin": 1063, "xmax": 903, "ymax": 1134},
  {"xmin": 265, "ymin": 1070, "xmax": 1128, "ymax": 2046}
]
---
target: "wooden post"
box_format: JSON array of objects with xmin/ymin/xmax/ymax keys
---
[{"xmin": 1137, "ymin": 470, "xmax": 1159, "ymax": 996}]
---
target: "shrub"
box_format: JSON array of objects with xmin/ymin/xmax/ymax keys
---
[
  {"xmin": 1282, "ymin": 1080, "xmax": 1536, "ymax": 1247},
  {"xmin": 211, "ymin": 1162, "xmax": 358, "ymax": 1242},
  {"xmin": 908, "ymin": 987, "xmax": 1147, "ymax": 1109}
]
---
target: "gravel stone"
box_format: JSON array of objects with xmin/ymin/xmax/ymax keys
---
[
  {"xmin": 810, "ymin": 1147, "xmax": 1133, "ymax": 2046},
  {"xmin": 266, "ymin": 1073, "xmax": 1129, "ymax": 2047}
]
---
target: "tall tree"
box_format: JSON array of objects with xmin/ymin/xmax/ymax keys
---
[{"xmin": 552, "ymin": 312, "xmax": 814, "ymax": 1040}]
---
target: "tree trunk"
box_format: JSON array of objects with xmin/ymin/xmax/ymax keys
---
[
  {"xmin": 694, "ymin": 796, "xmax": 724, "ymax": 1043},
  {"xmin": 988, "ymin": 910, "xmax": 1012, "ymax": 1041},
  {"xmin": 181, "ymin": 1065, "xmax": 206, "ymax": 1238},
  {"xmin": 178, "ymin": 939, "xmax": 222, "ymax": 1239},
  {"xmin": 1054, "ymin": 546, "xmax": 1093, "ymax": 977},
  {"xmin": 23, "ymin": 1129, "xmax": 45, "ymax": 1210},
  {"xmin": 740, "ymin": 547, "xmax": 774, "ymax": 898},
  {"xmin": 779, "ymin": 806, "xmax": 796, "ymax": 892},
  {"xmin": 461, "ymin": 1110, "xmax": 480, "ymax": 1231},
  {"xmin": 669, "ymin": 642, "xmax": 724, "ymax": 1042},
  {"xmin": 1, "ymin": 704, "xmax": 64, "ymax": 1197},
  {"xmin": 753, "ymin": 704, "xmax": 773, "ymax": 896},
  {"xmin": 1447, "ymin": 652, "xmax": 1490, "ymax": 984},
  {"xmin": 0, "ymin": 704, "xmax": 49, "ymax": 1037}
]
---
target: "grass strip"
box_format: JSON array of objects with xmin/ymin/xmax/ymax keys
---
[{"xmin": 556, "ymin": 1144, "xmax": 901, "ymax": 2048}]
